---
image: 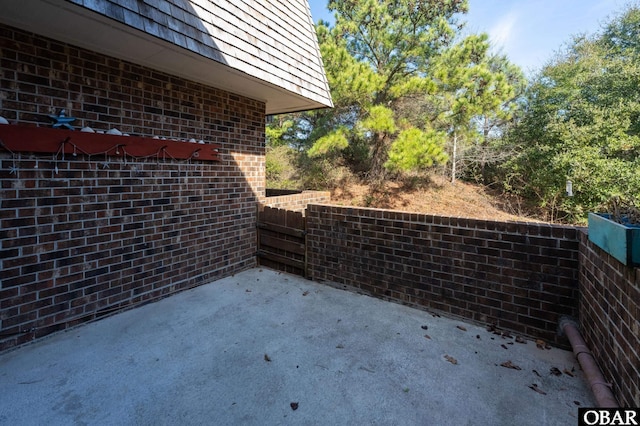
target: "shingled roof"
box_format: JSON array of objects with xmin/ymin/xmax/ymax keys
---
[{"xmin": 0, "ymin": 0, "xmax": 333, "ymax": 114}]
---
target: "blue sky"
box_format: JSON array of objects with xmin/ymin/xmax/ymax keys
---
[{"xmin": 307, "ymin": 0, "xmax": 627, "ymax": 75}]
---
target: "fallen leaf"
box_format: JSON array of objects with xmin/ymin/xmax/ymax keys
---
[
  {"xmin": 421, "ymin": 325, "xmax": 429, "ymax": 330},
  {"xmin": 264, "ymin": 354, "xmax": 271, "ymax": 362},
  {"xmin": 564, "ymin": 368, "xmax": 575, "ymax": 377},
  {"xmin": 486, "ymin": 323, "xmax": 508, "ymax": 336},
  {"xmin": 515, "ymin": 336, "xmax": 526, "ymax": 344},
  {"xmin": 424, "ymin": 334, "xmax": 431, "ymax": 339},
  {"xmin": 432, "ymin": 313, "xmax": 441, "ymax": 318},
  {"xmin": 245, "ymin": 289, "xmax": 252, "ymax": 292},
  {"xmin": 500, "ymin": 360, "xmax": 522, "ymax": 370},
  {"xmin": 336, "ymin": 344, "xmax": 344, "ymax": 349},
  {"xmin": 290, "ymin": 402, "xmax": 299, "ymax": 411},
  {"xmin": 573, "ymin": 400, "xmax": 581, "ymax": 406},
  {"xmin": 529, "ymin": 384, "xmax": 547, "ymax": 395},
  {"xmin": 501, "ymin": 344, "xmax": 508, "ymax": 350},
  {"xmin": 302, "ymin": 291, "xmax": 309, "ymax": 296},
  {"xmin": 533, "ymin": 369, "xmax": 541, "ymax": 378},
  {"xmin": 550, "ymin": 367, "xmax": 562, "ymax": 376},
  {"xmin": 456, "ymin": 325, "xmax": 467, "ymax": 332},
  {"xmin": 535, "ymin": 339, "xmax": 551, "ymax": 350},
  {"xmin": 444, "ymin": 355, "xmax": 458, "ymax": 365}
]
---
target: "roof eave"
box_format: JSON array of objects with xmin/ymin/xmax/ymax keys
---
[{"xmin": 0, "ymin": 0, "xmax": 333, "ymax": 115}]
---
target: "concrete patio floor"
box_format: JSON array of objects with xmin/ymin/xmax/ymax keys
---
[{"xmin": 0, "ymin": 268, "xmax": 594, "ymax": 425}]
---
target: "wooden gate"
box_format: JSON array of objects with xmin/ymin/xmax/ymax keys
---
[{"xmin": 257, "ymin": 206, "xmax": 307, "ymax": 277}]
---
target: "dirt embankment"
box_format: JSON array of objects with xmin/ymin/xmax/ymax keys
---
[{"xmin": 329, "ymin": 176, "xmax": 539, "ymax": 222}]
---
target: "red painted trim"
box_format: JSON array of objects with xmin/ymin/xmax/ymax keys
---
[{"xmin": 0, "ymin": 125, "xmax": 221, "ymax": 161}]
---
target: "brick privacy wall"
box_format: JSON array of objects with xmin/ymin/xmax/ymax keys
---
[
  {"xmin": 262, "ymin": 190, "xmax": 330, "ymax": 213},
  {"xmin": 307, "ymin": 205, "xmax": 580, "ymax": 347},
  {"xmin": 578, "ymin": 231, "xmax": 640, "ymax": 407},
  {"xmin": 0, "ymin": 25, "xmax": 266, "ymax": 351}
]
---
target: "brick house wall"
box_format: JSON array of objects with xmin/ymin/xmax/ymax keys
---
[
  {"xmin": 306, "ymin": 205, "xmax": 581, "ymax": 348},
  {"xmin": 578, "ymin": 231, "xmax": 640, "ymax": 407},
  {"xmin": 0, "ymin": 25, "xmax": 265, "ymax": 351}
]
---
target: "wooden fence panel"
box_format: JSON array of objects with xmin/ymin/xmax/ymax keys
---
[{"xmin": 257, "ymin": 206, "xmax": 307, "ymax": 277}]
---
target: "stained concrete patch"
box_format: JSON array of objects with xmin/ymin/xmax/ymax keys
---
[{"xmin": 0, "ymin": 268, "xmax": 594, "ymax": 425}]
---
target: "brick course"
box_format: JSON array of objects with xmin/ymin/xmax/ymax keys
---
[
  {"xmin": 306, "ymin": 205, "xmax": 580, "ymax": 348},
  {"xmin": 262, "ymin": 190, "xmax": 330, "ymax": 213},
  {"xmin": 0, "ymin": 25, "xmax": 265, "ymax": 351}
]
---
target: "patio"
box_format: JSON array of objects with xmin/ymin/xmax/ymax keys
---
[{"xmin": 0, "ymin": 268, "xmax": 593, "ymax": 425}]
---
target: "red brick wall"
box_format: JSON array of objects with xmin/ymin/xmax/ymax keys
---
[
  {"xmin": 307, "ymin": 205, "xmax": 580, "ymax": 347},
  {"xmin": 578, "ymin": 231, "xmax": 640, "ymax": 407},
  {"xmin": 0, "ymin": 25, "xmax": 265, "ymax": 351}
]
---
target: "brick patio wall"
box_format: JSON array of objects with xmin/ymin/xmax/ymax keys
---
[
  {"xmin": 306, "ymin": 205, "xmax": 580, "ymax": 348},
  {"xmin": 262, "ymin": 190, "xmax": 331, "ymax": 213},
  {"xmin": 578, "ymin": 231, "xmax": 640, "ymax": 407},
  {"xmin": 0, "ymin": 25, "xmax": 265, "ymax": 351}
]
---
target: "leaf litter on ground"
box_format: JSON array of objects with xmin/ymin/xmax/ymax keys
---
[
  {"xmin": 550, "ymin": 367, "xmax": 562, "ymax": 376},
  {"xmin": 535, "ymin": 339, "xmax": 551, "ymax": 350},
  {"xmin": 500, "ymin": 360, "xmax": 522, "ymax": 370},
  {"xmin": 529, "ymin": 384, "xmax": 547, "ymax": 395},
  {"xmin": 444, "ymin": 355, "xmax": 458, "ymax": 365}
]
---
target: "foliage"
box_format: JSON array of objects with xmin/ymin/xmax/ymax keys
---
[
  {"xmin": 265, "ymin": 145, "xmax": 299, "ymax": 189},
  {"xmin": 319, "ymin": 0, "xmax": 467, "ymax": 179},
  {"xmin": 501, "ymin": 5, "xmax": 640, "ymax": 222},
  {"xmin": 304, "ymin": 0, "xmax": 470, "ymax": 182},
  {"xmin": 265, "ymin": 117, "xmax": 295, "ymax": 148},
  {"xmin": 430, "ymin": 34, "xmax": 526, "ymax": 183},
  {"xmin": 308, "ymin": 126, "xmax": 349, "ymax": 157},
  {"xmin": 265, "ymin": 139, "xmax": 356, "ymax": 191},
  {"xmin": 266, "ymin": 0, "xmax": 525, "ymax": 191},
  {"xmin": 385, "ymin": 127, "xmax": 448, "ymax": 172}
]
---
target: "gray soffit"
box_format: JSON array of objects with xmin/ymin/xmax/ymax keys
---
[{"xmin": 0, "ymin": 0, "xmax": 333, "ymax": 114}]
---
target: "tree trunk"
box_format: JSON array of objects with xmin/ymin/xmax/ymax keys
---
[
  {"xmin": 368, "ymin": 132, "xmax": 389, "ymax": 184},
  {"xmin": 451, "ymin": 131, "xmax": 457, "ymax": 184},
  {"xmin": 480, "ymin": 117, "xmax": 490, "ymax": 185}
]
